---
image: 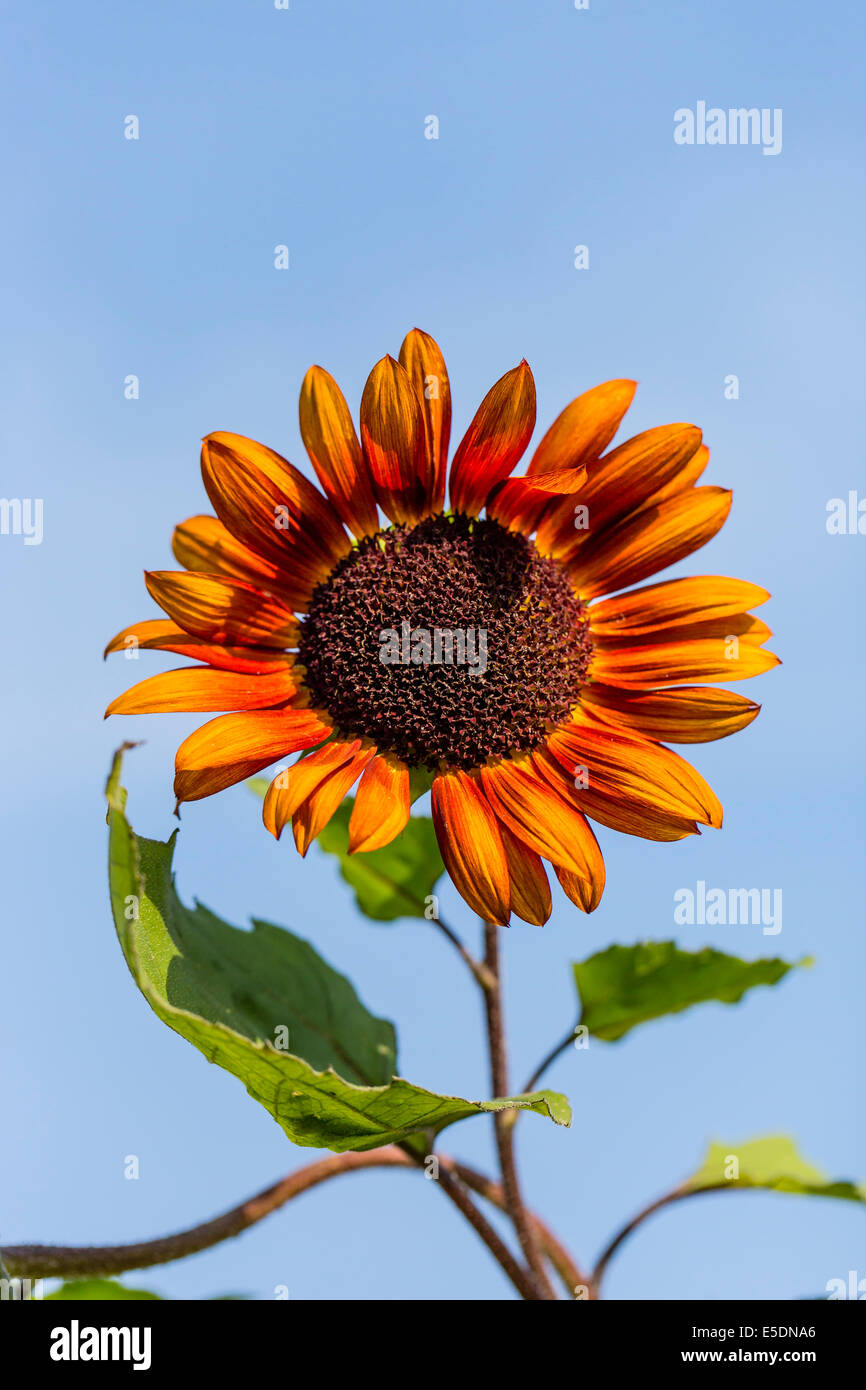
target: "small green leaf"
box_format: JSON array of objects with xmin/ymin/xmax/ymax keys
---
[
  {"xmin": 46, "ymin": 1279, "xmax": 162, "ymax": 1300},
  {"xmin": 108, "ymin": 751, "xmax": 568, "ymax": 1152},
  {"xmin": 574, "ymin": 941, "xmax": 806, "ymax": 1042},
  {"xmin": 685, "ymin": 1136, "xmax": 866, "ymax": 1203},
  {"xmin": 248, "ymin": 781, "xmax": 444, "ymax": 923}
]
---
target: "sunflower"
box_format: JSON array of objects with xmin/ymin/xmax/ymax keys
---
[{"xmin": 106, "ymin": 330, "xmax": 778, "ymax": 926}]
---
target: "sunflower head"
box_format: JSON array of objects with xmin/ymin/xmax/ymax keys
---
[{"xmin": 106, "ymin": 329, "xmax": 778, "ymax": 927}]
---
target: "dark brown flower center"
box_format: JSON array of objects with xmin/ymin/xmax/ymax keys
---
[{"xmin": 298, "ymin": 513, "xmax": 592, "ymax": 771}]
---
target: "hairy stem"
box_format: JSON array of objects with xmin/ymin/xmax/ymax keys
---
[
  {"xmin": 482, "ymin": 920, "xmax": 558, "ymax": 1300},
  {"xmin": 3, "ymin": 1147, "xmax": 583, "ymax": 1299}
]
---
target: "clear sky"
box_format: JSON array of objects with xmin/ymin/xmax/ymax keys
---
[{"xmin": 2, "ymin": 0, "xmax": 864, "ymax": 1300}]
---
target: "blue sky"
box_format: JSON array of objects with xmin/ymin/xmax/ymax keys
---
[{"xmin": 1, "ymin": 0, "xmax": 864, "ymax": 1300}]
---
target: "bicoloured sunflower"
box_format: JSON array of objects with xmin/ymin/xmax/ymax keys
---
[{"xmin": 106, "ymin": 330, "xmax": 778, "ymax": 926}]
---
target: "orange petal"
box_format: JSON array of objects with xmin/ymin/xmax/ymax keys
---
[
  {"xmin": 589, "ymin": 576, "xmax": 770, "ymax": 636},
  {"xmin": 448, "ymin": 362, "xmax": 537, "ymax": 516},
  {"xmin": 485, "ymin": 475, "xmax": 553, "ymax": 535},
  {"xmin": 201, "ymin": 431, "xmax": 349, "ymax": 584},
  {"xmin": 534, "ymin": 743, "xmax": 698, "ymax": 843},
  {"xmin": 106, "ymin": 665, "xmax": 297, "ymax": 717},
  {"xmin": 144, "ymin": 571, "xmax": 298, "ymax": 649},
  {"xmin": 348, "ymin": 754, "xmax": 411, "ymax": 853},
  {"xmin": 535, "ymin": 436, "xmax": 710, "ymax": 562},
  {"xmin": 580, "ymin": 684, "xmax": 762, "ymax": 744},
  {"xmin": 498, "ymin": 823, "xmax": 552, "ymax": 925},
  {"xmin": 534, "ymin": 492, "xmax": 593, "ymax": 559},
  {"xmin": 646, "ymin": 442, "xmax": 710, "ymax": 504},
  {"xmin": 594, "ymin": 613, "xmax": 773, "ymax": 652},
  {"xmin": 526, "ymin": 379, "xmax": 637, "ymax": 489},
  {"xmin": 546, "ymin": 715, "xmax": 723, "ymax": 833},
  {"xmin": 399, "ymin": 329, "xmax": 451, "ymax": 512},
  {"xmin": 431, "ymin": 772, "xmax": 510, "ymax": 925},
  {"xmin": 299, "ymin": 366, "xmax": 380, "ymax": 539},
  {"xmin": 566, "ymin": 426, "xmax": 705, "ymax": 549},
  {"xmin": 360, "ymin": 355, "xmax": 432, "ymax": 524},
  {"xmin": 104, "ymin": 619, "xmax": 291, "ymax": 675},
  {"xmin": 171, "ymin": 514, "xmax": 303, "ymax": 607},
  {"xmin": 590, "ymin": 636, "xmax": 779, "ymax": 687},
  {"xmin": 292, "ymin": 745, "xmax": 376, "ymax": 856},
  {"xmin": 553, "ymin": 859, "xmax": 605, "ymax": 915},
  {"xmin": 174, "ymin": 708, "xmax": 333, "ymax": 805},
  {"xmin": 262, "ymin": 738, "xmax": 366, "ymax": 839},
  {"xmin": 479, "ymin": 755, "xmax": 606, "ymax": 902},
  {"xmin": 568, "ymin": 487, "xmax": 733, "ymax": 600}
]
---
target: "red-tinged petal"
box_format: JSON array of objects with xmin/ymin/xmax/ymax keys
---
[
  {"xmin": 589, "ymin": 576, "xmax": 771, "ymax": 636},
  {"xmin": 479, "ymin": 756, "xmax": 605, "ymax": 898},
  {"xmin": 645, "ymin": 442, "xmax": 710, "ymax": 504},
  {"xmin": 144, "ymin": 571, "xmax": 299, "ymax": 650},
  {"xmin": 291, "ymin": 745, "xmax": 376, "ymax": 856},
  {"xmin": 174, "ymin": 708, "xmax": 333, "ymax": 805},
  {"xmin": 360, "ymin": 355, "xmax": 432, "ymax": 524},
  {"xmin": 299, "ymin": 366, "xmax": 380, "ymax": 539},
  {"xmin": 399, "ymin": 328, "xmax": 451, "ymax": 511},
  {"xmin": 594, "ymin": 613, "xmax": 773, "ymax": 652},
  {"xmin": 526, "ymin": 379, "xmax": 637, "ymax": 488},
  {"xmin": 262, "ymin": 738, "xmax": 364, "ymax": 839},
  {"xmin": 431, "ymin": 771, "xmax": 511, "ymax": 925},
  {"xmin": 201, "ymin": 431, "xmax": 349, "ymax": 583},
  {"xmin": 448, "ymin": 362, "xmax": 536, "ymax": 516},
  {"xmin": 563, "ymin": 426, "xmax": 705, "ymax": 550},
  {"xmin": 534, "ymin": 743, "xmax": 699, "ymax": 842},
  {"xmin": 590, "ymin": 637, "xmax": 779, "ymax": 687},
  {"xmin": 348, "ymin": 753, "xmax": 411, "ymax": 853},
  {"xmin": 104, "ymin": 619, "xmax": 292, "ymax": 674},
  {"xmin": 486, "ymin": 475, "xmax": 556, "ymax": 535},
  {"xmin": 171, "ymin": 514, "xmax": 303, "ymax": 606},
  {"xmin": 106, "ymin": 665, "xmax": 297, "ymax": 717},
  {"xmin": 532, "ymin": 492, "xmax": 590, "ymax": 559},
  {"xmin": 498, "ymin": 822, "xmax": 552, "ymax": 926},
  {"xmin": 553, "ymin": 859, "xmax": 605, "ymax": 915},
  {"xmin": 547, "ymin": 716, "xmax": 723, "ymax": 831},
  {"xmin": 568, "ymin": 487, "xmax": 733, "ymax": 600},
  {"xmin": 580, "ymin": 684, "xmax": 762, "ymax": 744}
]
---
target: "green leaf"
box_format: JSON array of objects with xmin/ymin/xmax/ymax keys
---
[
  {"xmin": 108, "ymin": 750, "xmax": 569, "ymax": 1152},
  {"xmin": 46, "ymin": 1279, "xmax": 162, "ymax": 1300},
  {"xmin": 317, "ymin": 800, "xmax": 444, "ymax": 922},
  {"xmin": 574, "ymin": 941, "xmax": 806, "ymax": 1043},
  {"xmin": 249, "ymin": 779, "xmax": 444, "ymax": 923},
  {"xmin": 684, "ymin": 1136, "xmax": 866, "ymax": 1203}
]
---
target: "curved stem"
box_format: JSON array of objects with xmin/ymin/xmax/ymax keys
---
[
  {"xmin": 3, "ymin": 1146, "xmax": 581, "ymax": 1300},
  {"xmin": 521, "ymin": 1022, "xmax": 580, "ymax": 1097},
  {"xmin": 482, "ymin": 921, "xmax": 558, "ymax": 1300},
  {"xmin": 2, "ymin": 1151, "xmax": 411, "ymax": 1280},
  {"xmin": 589, "ymin": 1183, "xmax": 731, "ymax": 1296}
]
